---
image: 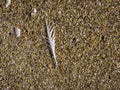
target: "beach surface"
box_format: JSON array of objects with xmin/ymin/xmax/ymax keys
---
[{"xmin": 0, "ymin": 0, "xmax": 119, "ymax": 89}]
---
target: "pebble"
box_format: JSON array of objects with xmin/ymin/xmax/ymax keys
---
[
  {"xmin": 14, "ymin": 27, "xmax": 21, "ymax": 37},
  {"xmin": 31, "ymin": 8, "xmax": 37, "ymax": 17},
  {"xmin": 6, "ymin": 0, "xmax": 11, "ymax": 7}
]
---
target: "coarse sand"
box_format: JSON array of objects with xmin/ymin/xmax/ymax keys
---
[{"xmin": 0, "ymin": 0, "xmax": 120, "ymax": 90}]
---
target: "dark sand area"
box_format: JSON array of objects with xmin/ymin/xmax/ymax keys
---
[{"xmin": 0, "ymin": 0, "xmax": 120, "ymax": 90}]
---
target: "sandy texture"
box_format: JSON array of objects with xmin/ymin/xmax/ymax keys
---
[{"xmin": 0, "ymin": 0, "xmax": 120, "ymax": 90}]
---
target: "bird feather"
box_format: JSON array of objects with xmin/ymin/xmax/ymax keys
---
[{"xmin": 45, "ymin": 20, "xmax": 58, "ymax": 67}]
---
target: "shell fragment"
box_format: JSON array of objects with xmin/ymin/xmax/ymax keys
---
[
  {"xmin": 14, "ymin": 27, "xmax": 21, "ymax": 37},
  {"xmin": 31, "ymin": 8, "xmax": 37, "ymax": 17},
  {"xmin": 6, "ymin": 0, "xmax": 11, "ymax": 7}
]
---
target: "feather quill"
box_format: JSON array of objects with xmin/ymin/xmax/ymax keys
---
[{"xmin": 45, "ymin": 20, "xmax": 58, "ymax": 67}]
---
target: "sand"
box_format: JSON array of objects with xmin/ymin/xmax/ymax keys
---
[{"xmin": 0, "ymin": 0, "xmax": 120, "ymax": 90}]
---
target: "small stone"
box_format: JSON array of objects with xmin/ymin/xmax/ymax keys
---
[
  {"xmin": 76, "ymin": 38, "xmax": 80, "ymax": 42},
  {"xmin": 6, "ymin": 0, "xmax": 11, "ymax": 7},
  {"xmin": 31, "ymin": 8, "xmax": 37, "ymax": 17},
  {"xmin": 58, "ymin": 11, "xmax": 61, "ymax": 15},
  {"xmin": 14, "ymin": 27, "xmax": 21, "ymax": 37}
]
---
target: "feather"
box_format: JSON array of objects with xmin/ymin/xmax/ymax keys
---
[{"xmin": 45, "ymin": 20, "xmax": 58, "ymax": 67}]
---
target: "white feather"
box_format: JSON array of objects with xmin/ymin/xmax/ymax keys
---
[{"xmin": 45, "ymin": 20, "xmax": 58, "ymax": 67}]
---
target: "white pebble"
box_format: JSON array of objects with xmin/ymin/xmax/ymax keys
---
[
  {"xmin": 14, "ymin": 27, "xmax": 21, "ymax": 37},
  {"xmin": 31, "ymin": 8, "xmax": 37, "ymax": 17},
  {"xmin": 6, "ymin": 0, "xmax": 11, "ymax": 7},
  {"xmin": 58, "ymin": 11, "xmax": 61, "ymax": 14},
  {"xmin": 76, "ymin": 38, "xmax": 80, "ymax": 42}
]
